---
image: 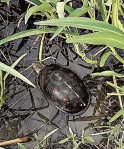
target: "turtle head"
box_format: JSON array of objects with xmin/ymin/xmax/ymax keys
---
[{"xmin": 32, "ymin": 61, "xmax": 44, "ymax": 74}]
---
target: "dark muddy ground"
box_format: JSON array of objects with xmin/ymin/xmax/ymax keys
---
[{"xmin": 0, "ymin": 0, "xmax": 124, "ymax": 149}]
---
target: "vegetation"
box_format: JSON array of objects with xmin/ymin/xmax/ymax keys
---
[
  {"xmin": 0, "ymin": 0, "xmax": 124, "ymax": 148},
  {"xmin": 18, "ymin": 127, "xmax": 95, "ymax": 149},
  {"xmin": 0, "ymin": 54, "xmax": 36, "ymax": 107}
]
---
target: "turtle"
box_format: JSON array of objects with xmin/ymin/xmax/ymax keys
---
[{"xmin": 32, "ymin": 61, "xmax": 91, "ymax": 115}]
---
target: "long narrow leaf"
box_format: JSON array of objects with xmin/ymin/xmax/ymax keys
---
[
  {"xmin": 50, "ymin": 27, "xmax": 64, "ymax": 40},
  {"xmin": 100, "ymin": 51, "xmax": 112, "ymax": 67},
  {"xmin": 17, "ymin": 143, "xmax": 27, "ymax": 149},
  {"xmin": 59, "ymin": 134, "xmax": 76, "ymax": 144},
  {"xmin": 84, "ymin": 136, "xmax": 95, "ymax": 142},
  {"xmin": 83, "ymin": 0, "xmax": 88, "ymax": 7},
  {"xmin": 34, "ymin": 17, "xmax": 124, "ymax": 35},
  {"xmin": 98, "ymin": 0, "xmax": 107, "ymax": 21},
  {"xmin": 43, "ymin": 128, "xmax": 58, "ymax": 140},
  {"xmin": 107, "ymin": 81, "xmax": 124, "ymax": 92},
  {"xmin": 0, "ymin": 62, "xmax": 35, "ymax": 87},
  {"xmin": 67, "ymin": 32, "xmax": 124, "ymax": 50},
  {"xmin": 1, "ymin": 0, "xmax": 10, "ymax": 2},
  {"xmin": 109, "ymin": 108, "xmax": 124, "ymax": 122},
  {"xmin": 69, "ymin": 127, "xmax": 74, "ymax": 135},
  {"xmin": 0, "ymin": 28, "xmax": 77, "ymax": 46},
  {"xmin": 4, "ymin": 53, "xmax": 27, "ymax": 81},
  {"xmin": 25, "ymin": 0, "xmax": 41, "ymax": 6},
  {"xmin": 59, "ymin": 137, "xmax": 70, "ymax": 144},
  {"xmin": 69, "ymin": 7, "xmax": 91, "ymax": 17},
  {"xmin": 25, "ymin": 3, "xmax": 51, "ymax": 24},
  {"xmin": 91, "ymin": 71, "xmax": 124, "ymax": 77}
]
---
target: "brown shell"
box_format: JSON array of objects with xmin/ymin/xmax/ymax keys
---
[{"xmin": 36, "ymin": 63, "xmax": 90, "ymax": 115}]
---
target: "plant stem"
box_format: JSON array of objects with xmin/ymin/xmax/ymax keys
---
[
  {"xmin": 112, "ymin": 0, "xmax": 119, "ymax": 27},
  {"xmin": 44, "ymin": 12, "xmax": 53, "ymax": 20},
  {"xmin": 107, "ymin": 93, "xmax": 124, "ymax": 96},
  {"xmin": 39, "ymin": 33, "xmax": 45, "ymax": 61},
  {"xmin": 74, "ymin": 43, "xmax": 97, "ymax": 65},
  {"xmin": 65, "ymin": 29, "xmax": 97, "ymax": 65},
  {"xmin": 109, "ymin": 46, "xmax": 124, "ymax": 64},
  {"xmin": 105, "ymin": 4, "xmax": 111, "ymax": 23},
  {"xmin": 113, "ymin": 76, "xmax": 124, "ymax": 117},
  {"xmin": 0, "ymin": 70, "xmax": 4, "ymax": 108}
]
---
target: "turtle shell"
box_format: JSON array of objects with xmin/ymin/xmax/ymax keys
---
[{"xmin": 36, "ymin": 63, "xmax": 90, "ymax": 115}]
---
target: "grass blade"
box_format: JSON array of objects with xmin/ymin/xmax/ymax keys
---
[
  {"xmin": 17, "ymin": 143, "xmax": 27, "ymax": 149},
  {"xmin": 34, "ymin": 17, "xmax": 124, "ymax": 35},
  {"xmin": 59, "ymin": 137, "xmax": 70, "ymax": 144},
  {"xmin": 0, "ymin": 28, "xmax": 76, "ymax": 46},
  {"xmin": 107, "ymin": 81, "xmax": 124, "ymax": 92},
  {"xmin": 43, "ymin": 128, "xmax": 58, "ymax": 140},
  {"xmin": 25, "ymin": 0, "xmax": 41, "ymax": 6},
  {"xmin": 100, "ymin": 51, "xmax": 112, "ymax": 67},
  {"xmin": 91, "ymin": 71, "xmax": 124, "ymax": 77},
  {"xmin": 84, "ymin": 136, "xmax": 95, "ymax": 142},
  {"xmin": 4, "ymin": 53, "xmax": 27, "ymax": 81},
  {"xmin": 67, "ymin": 31, "xmax": 124, "ymax": 50},
  {"xmin": 25, "ymin": 3, "xmax": 51, "ymax": 24},
  {"xmin": 109, "ymin": 108, "xmax": 124, "ymax": 122},
  {"xmin": 0, "ymin": 62, "xmax": 35, "ymax": 88}
]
